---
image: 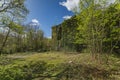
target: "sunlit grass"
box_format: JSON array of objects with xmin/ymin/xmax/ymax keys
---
[
  {"xmin": 2, "ymin": 52, "xmax": 120, "ymax": 68},
  {"xmin": 0, "ymin": 52, "xmax": 120, "ymax": 80}
]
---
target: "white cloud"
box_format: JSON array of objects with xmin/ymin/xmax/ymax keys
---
[
  {"xmin": 59, "ymin": 0, "xmax": 80, "ymax": 12},
  {"xmin": 59, "ymin": 0, "xmax": 116, "ymax": 12},
  {"xmin": 32, "ymin": 19, "xmax": 39, "ymax": 24},
  {"xmin": 31, "ymin": 19, "xmax": 40, "ymax": 26},
  {"xmin": 28, "ymin": 19, "xmax": 41, "ymax": 30},
  {"xmin": 63, "ymin": 15, "xmax": 72, "ymax": 20}
]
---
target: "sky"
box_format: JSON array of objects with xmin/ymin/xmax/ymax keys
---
[
  {"xmin": 25, "ymin": 0, "xmax": 81, "ymax": 38},
  {"xmin": 25, "ymin": 0, "xmax": 115, "ymax": 38}
]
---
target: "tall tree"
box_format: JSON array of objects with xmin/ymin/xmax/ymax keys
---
[{"xmin": 0, "ymin": 0, "xmax": 28, "ymax": 54}]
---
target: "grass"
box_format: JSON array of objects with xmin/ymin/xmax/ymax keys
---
[{"xmin": 0, "ymin": 52, "xmax": 120, "ymax": 80}]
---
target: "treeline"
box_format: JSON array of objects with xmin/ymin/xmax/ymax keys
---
[
  {"xmin": 52, "ymin": 1, "xmax": 120, "ymax": 54},
  {"xmin": 0, "ymin": 24, "xmax": 51, "ymax": 54}
]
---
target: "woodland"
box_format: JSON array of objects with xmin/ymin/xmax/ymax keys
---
[{"xmin": 0, "ymin": 0, "xmax": 120, "ymax": 80}]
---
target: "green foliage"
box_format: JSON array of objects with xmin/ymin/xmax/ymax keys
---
[
  {"xmin": 74, "ymin": 2, "xmax": 120, "ymax": 53},
  {"xmin": 51, "ymin": 0, "xmax": 120, "ymax": 54}
]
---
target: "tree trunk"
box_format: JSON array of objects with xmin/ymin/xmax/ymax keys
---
[{"xmin": 0, "ymin": 28, "xmax": 10, "ymax": 54}]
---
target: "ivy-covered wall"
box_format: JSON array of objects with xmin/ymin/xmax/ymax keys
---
[{"xmin": 52, "ymin": 16, "xmax": 83, "ymax": 52}]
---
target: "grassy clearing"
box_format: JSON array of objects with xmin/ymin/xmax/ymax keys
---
[{"xmin": 0, "ymin": 52, "xmax": 120, "ymax": 80}]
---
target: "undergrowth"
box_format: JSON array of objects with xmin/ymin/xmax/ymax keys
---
[{"xmin": 0, "ymin": 52, "xmax": 119, "ymax": 80}]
